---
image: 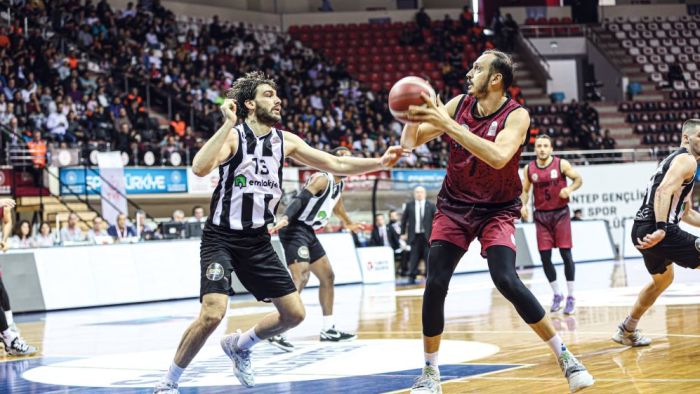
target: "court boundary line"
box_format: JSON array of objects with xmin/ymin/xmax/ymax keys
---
[
  {"xmin": 381, "ymin": 363, "xmax": 532, "ymax": 394},
  {"xmin": 359, "ymin": 330, "xmax": 700, "ymax": 338}
]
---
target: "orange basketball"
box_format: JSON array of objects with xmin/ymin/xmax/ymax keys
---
[{"xmin": 388, "ymin": 76, "xmax": 436, "ymax": 123}]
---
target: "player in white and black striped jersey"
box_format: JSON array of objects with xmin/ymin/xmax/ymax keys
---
[
  {"xmin": 613, "ymin": 119, "xmax": 700, "ymax": 348},
  {"xmin": 154, "ymin": 72, "xmax": 406, "ymax": 394},
  {"xmin": 266, "ymin": 146, "xmax": 361, "ymax": 352}
]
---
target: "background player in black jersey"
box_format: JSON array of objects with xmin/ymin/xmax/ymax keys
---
[
  {"xmin": 155, "ymin": 72, "xmax": 404, "ymax": 394},
  {"xmin": 266, "ymin": 146, "xmax": 360, "ymax": 351},
  {"xmin": 0, "ymin": 198, "xmax": 37, "ymax": 357},
  {"xmin": 614, "ymin": 119, "xmax": 700, "ymax": 347}
]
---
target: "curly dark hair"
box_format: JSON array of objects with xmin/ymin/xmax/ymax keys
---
[{"xmin": 225, "ymin": 71, "xmax": 278, "ymax": 119}]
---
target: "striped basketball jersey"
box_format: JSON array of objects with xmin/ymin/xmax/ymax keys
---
[
  {"xmin": 209, "ymin": 123, "xmax": 284, "ymax": 230},
  {"xmin": 635, "ymin": 147, "xmax": 696, "ymax": 224},
  {"xmin": 296, "ymin": 173, "xmax": 344, "ymax": 230}
]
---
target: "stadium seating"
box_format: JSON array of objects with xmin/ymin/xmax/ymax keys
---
[{"xmin": 604, "ymin": 15, "xmax": 700, "ymax": 90}]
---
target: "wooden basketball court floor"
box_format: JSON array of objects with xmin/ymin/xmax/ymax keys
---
[{"xmin": 2, "ymin": 257, "xmax": 700, "ymax": 393}]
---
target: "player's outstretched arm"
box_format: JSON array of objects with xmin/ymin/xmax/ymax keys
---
[
  {"xmin": 520, "ymin": 165, "xmax": 531, "ymax": 221},
  {"xmin": 192, "ymin": 99, "xmax": 238, "ymax": 176},
  {"xmin": 560, "ymin": 159, "xmax": 583, "ymax": 199},
  {"xmin": 333, "ymin": 197, "xmax": 363, "ymax": 233},
  {"xmin": 284, "ymin": 132, "xmax": 406, "ymax": 175},
  {"xmin": 0, "ymin": 198, "xmax": 15, "ymax": 209},
  {"xmin": 408, "ymin": 94, "xmax": 528, "ymax": 169},
  {"xmin": 1, "ymin": 206, "xmax": 12, "ymax": 252},
  {"xmin": 681, "ymin": 196, "xmax": 700, "ymax": 227},
  {"xmin": 400, "ymin": 94, "xmax": 463, "ymax": 149}
]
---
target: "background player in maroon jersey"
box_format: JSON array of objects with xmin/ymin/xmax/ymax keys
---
[
  {"xmin": 401, "ymin": 50, "xmax": 593, "ymax": 393},
  {"xmin": 521, "ymin": 135, "xmax": 583, "ymax": 315}
]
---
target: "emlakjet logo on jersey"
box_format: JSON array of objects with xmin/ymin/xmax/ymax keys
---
[
  {"xmin": 233, "ymin": 174, "xmax": 279, "ymax": 189},
  {"xmin": 234, "ymin": 175, "xmax": 247, "ymax": 188}
]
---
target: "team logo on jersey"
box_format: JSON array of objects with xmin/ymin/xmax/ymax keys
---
[
  {"xmin": 550, "ymin": 169, "xmax": 558, "ymax": 179},
  {"xmin": 487, "ymin": 121, "xmax": 498, "ymax": 136},
  {"xmin": 206, "ymin": 263, "xmax": 225, "ymax": 281},
  {"xmin": 317, "ymin": 211, "xmax": 327, "ymax": 220},
  {"xmin": 532, "ymin": 173, "xmax": 539, "ymax": 182},
  {"xmin": 298, "ymin": 246, "xmax": 310, "ymax": 259},
  {"xmin": 234, "ymin": 174, "xmax": 247, "ymax": 188}
]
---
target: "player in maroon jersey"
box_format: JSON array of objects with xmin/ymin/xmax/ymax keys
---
[
  {"xmin": 401, "ymin": 50, "xmax": 593, "ymax": 393},
  {"xmin": 521, "ymin": 135, "xmax": 583, "ymax": 315}
]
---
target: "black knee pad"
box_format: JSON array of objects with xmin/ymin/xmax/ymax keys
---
[
  {"xmin": 0, "ymin": 277, "xmax": 9, "ymax": 311},
  {"xmin": 559, "ymin": 248, "xmax": 575, "ymax": 281},
  {"xmin": 487, "ymin": 246, "xmax": 545, "ymax": 324},
  {"xmin": 539, "ymin": 249, "xmax": 557, "ymax": 283},
  {"xmin": 422, "ymin": 241, "xmax": 465, "ymax": 337}
]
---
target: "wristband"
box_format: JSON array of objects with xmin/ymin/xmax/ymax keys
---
[{"xmin": 655, "ymin": 221, "xmax": 667, "ymax": 231}]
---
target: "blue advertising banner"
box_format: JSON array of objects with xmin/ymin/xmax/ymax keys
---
[
  {"xmin": 391, "ymin": 169, "xmax": 446, "ymax": 190},
  {"xmin": 60, "ymin": 167, "xmax": 188, "ymax": 195}
]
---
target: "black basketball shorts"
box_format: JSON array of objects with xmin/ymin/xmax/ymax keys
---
[
  {"xmin": 199, "ymin": 223, "xmax": 297, "ymax": 302},
  {"xmin": 631, "ymin": 221, "xmax": 700, "ymax": 275},
  {"xmin": 279, "ymin": 223, "xmax": 327, "ymax": 265}
]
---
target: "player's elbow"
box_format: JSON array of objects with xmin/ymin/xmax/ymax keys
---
[
  {"xmin": 491, "ymin": 157, "xmax": 509, "ymax": 170},
  {"xmin": 400, "ymin": 140, "xmax": 416, "ymax": 150},
  {"xmin": 191, "ymin": 162, "xmax": 211, "ymax": 177}
]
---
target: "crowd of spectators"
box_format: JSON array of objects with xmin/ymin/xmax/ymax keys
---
[
  {"xmin": 1, "ymin": 0, "xmax": 617, "ymax": 173},
  {"xmin": 529, "ymin": 101, "xmax": 614, "ymax": 150},
  {"xmin": 6, "ymin": 205, "xmax": 207, "ymax": 249}
]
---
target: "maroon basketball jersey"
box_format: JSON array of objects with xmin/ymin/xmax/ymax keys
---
[
  {"xmin": 437, "ymin": 95, "xmax": 525, "ymax": 216},
  {"xmin": 527, "ymin": 156, "xmax": 569, "ymax": 211}
]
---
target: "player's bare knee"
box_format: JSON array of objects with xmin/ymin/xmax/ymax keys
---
[
  {"xmin": 200, "ymin": 307, "xmax": 225, "ymax": 329},
  {"xmin": 653, "ymin": 270, "xmax": 674, "ymax": 292},
  {"xmin": 320, "ymin": 269, "xmax": 335, "ymax": 286},
  {"xmin": 199, "ymin": 296, "xmax": 227, "ymax": 328},
  {"xmin": 280, "ymin": 305, "xmax": 306, "ymax": 328}
]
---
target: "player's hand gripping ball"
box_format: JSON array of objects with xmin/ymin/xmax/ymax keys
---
[{"xmin": 389, "ymin": 76, "xmax": 436, "ymax": 124}]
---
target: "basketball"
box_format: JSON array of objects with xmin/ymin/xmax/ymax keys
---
[{"xmin": 388, "ymin": 76, "xmax": 436, "ymax": 123}]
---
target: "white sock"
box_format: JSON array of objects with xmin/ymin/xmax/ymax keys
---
[
  {"xmin": 322, "ymin": 315, "xmax": 335, "ymax": 331},
  {"xmin": 547, "ymin": 334, "xmax": 567, "ymax": 357},
  {"xmin": 623, "ymin": 315, "xmax": 639, "ymax": 332},
  {"xmin": 424, "ymin": 351, "xmax": 439, "ymax": 368},
  {"xmin": 164, "ymin": 362, "xmax": 184, "ymax": 383},
  {"xmin": 236, "ymin": 327, "xmax": 261, "ymax": 351},
  {"xmin": 550, "ymin": 281, "xmax": 561, "ymax": 295},
  {"xmin": 5, "ymin": 310, "xmax": 13, "ymax": 326},
  {"xmin": 567, "ymin": 281, "xmax": 575, "ymax": 297},
  {"xmin": 1, "ymin": 328, "xmax": 17, "ymax": 344}
]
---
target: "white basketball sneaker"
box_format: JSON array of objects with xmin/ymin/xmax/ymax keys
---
[
  {"xmin": 153, "ymin": 380, "xmax": 179, "ymax": 394},
  {"xmin": 612, "ymin": 324, "xmax": 652, "ymax": 347},
  {"xmin": 2, "ymin": 335, "xmax": 37, "ymax": 356},
  {"xmin": 558, "ymin": 350, "xmax": 594, "ymax": 392},
  {"xmin": 410, "ymin": 364, "xmax": 442, "ymax": 393},
  {"xmin": 221, "ymin": 330, "xmax": 255, "ymax": 387}
]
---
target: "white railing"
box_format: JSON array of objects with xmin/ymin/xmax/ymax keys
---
[{"xmin": 520, "ymin": 147, "xmax": 672, "ymax": 165}]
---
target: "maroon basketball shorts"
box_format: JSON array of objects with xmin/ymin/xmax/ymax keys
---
[
  {"xmin": 430, "ymin": 202, "xmax": 520, "ymax": 257},
  {"xmin": 533, "ymin": 206, "xmax": 572, "ymax": 251}
]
